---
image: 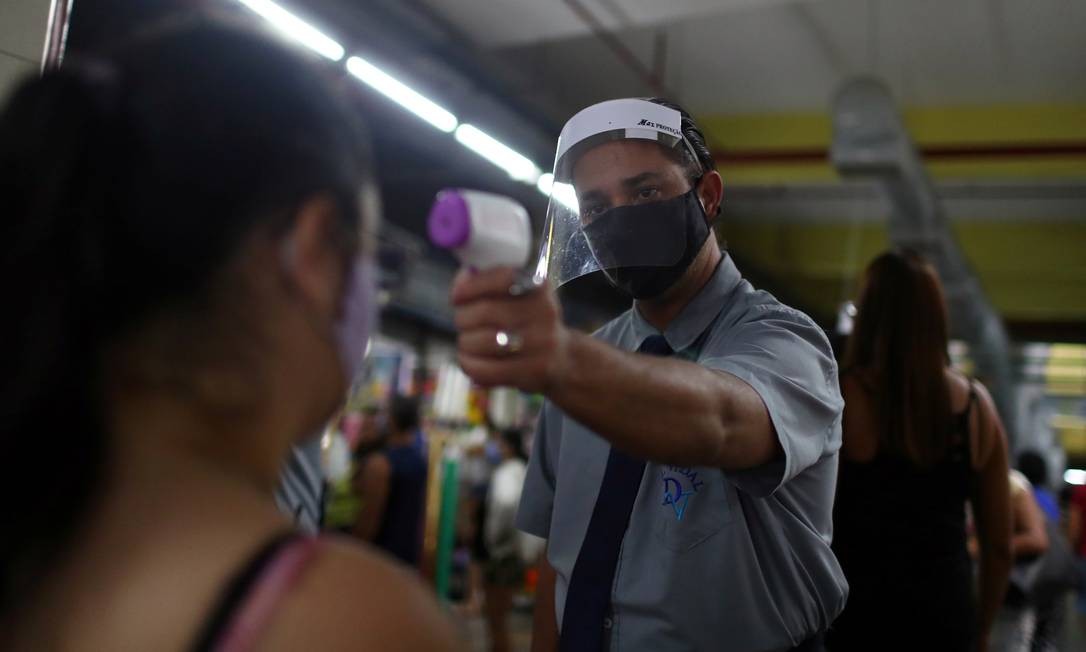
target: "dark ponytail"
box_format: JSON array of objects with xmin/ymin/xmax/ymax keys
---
[
  {"xmin": 0, "ymin": 67, "xmax": 123, "ymax": 614},
  {"xmin": 0, "ymin": 16, "xmax": 369, "ymax": 614}
]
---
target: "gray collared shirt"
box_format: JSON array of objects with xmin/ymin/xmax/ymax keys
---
[{"xmin": 516, "ymin": 255, "xmax": 848, "ymax": 652}]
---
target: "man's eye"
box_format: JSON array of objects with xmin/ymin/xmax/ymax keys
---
[
  {"xmin": 636, "ymin": 187, "xmax": 659, "ymax": 200},
  {"xmin": 583, "ymin": 204, "xmax": 608, "ymax": 219}
]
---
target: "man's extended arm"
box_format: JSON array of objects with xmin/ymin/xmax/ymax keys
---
[{"xmin": 452, "ymin": 268, "xmax": 779, "ymax": 470}]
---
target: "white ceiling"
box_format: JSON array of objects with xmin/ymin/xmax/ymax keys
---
[
  {"xmin": 420, "ymin": 0, "xmax": 1086, "ymax": 114},
  {"xmin": 0, "ymin": 0, "xmax": 50, "ymax": 63}
]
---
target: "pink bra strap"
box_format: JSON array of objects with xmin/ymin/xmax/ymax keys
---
[{"xmin": 212, "ymin": 536, "xmax": 323, "ymax": 652}]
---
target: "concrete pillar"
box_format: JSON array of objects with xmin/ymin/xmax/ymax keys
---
[{"xmin": 0, "ymin": 0, "xmax": 56, "ymax": 101}]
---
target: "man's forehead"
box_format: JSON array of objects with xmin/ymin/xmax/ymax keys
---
[{"xmin": 571, "ymin": 140, "xmax": 679, "ymax": 188}]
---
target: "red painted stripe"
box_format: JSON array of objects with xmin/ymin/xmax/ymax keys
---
[{"xmin": 712, "ymin": 141, "xmax": 1086, "ymax": 165}]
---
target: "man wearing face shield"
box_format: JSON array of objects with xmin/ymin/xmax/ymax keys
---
[{"xmin": 451, "ymin": 98, "xmax": 846, "ymax": 652}]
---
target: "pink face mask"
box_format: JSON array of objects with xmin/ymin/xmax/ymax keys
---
[{"xmin": 334, "ymin": 256, "xmax": 377, "ymax": 384}]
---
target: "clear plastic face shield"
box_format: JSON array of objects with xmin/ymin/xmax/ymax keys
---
[{"xmin": 534, "ymin": 99, "xmax": 705, "ymax": 288}]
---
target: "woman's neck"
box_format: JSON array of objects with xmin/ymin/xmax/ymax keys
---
[{"xmin": 109, "ymin": 387, "xmax": 301, "ymax": 494}]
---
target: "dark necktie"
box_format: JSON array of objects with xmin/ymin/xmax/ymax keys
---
[{"xmin": 559, "ymin": 334, "xmax": 673, "ymax": 652}]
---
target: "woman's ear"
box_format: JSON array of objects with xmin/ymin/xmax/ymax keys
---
[{"xmin": 280, "ymin": 194, "xmax": 344, "ymax": 320}]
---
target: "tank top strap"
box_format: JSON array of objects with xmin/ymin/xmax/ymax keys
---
[
  {"xmin": 967, "ymin": 379, "xmax": 978, "ymax": 407},
  {"xmin": 950, "ymin": 378, "xmax": 978, "ymax": 467},
  {"xmin": 192, "ymin": 533, "xmax": 324, "ymax": 652}
]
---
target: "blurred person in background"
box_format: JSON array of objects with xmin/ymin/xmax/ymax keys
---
[
  {"xmin": 353, "ymin": 395, "xmax": 428, "ymax": 567},
  {"xmin": 984, "ymin": 453, "xmax": 1082, "ymax": 652},
  {"xmin": 1016, "ymin": 450, "xmax": 1082, "ymax": 652},
  {"xmin": 0, "ymin": 16, "xmax": 458, "ymax": 651},
  {"xmin": 1018, "ymin": 449, "xmax": 1080, "ymax": 652},
  {"xmin": 1008, "ymin": 467, "xmax": 1051, "ymax": 560},
  {"xmin": 458, "ymin": 427, "xmax": 501, "ymax": 617},
  {"xmin": 1068, "ymin": 482, "xmax": 1086, "ymax": 633},
  {"xmin": 827, "ymin": 250, "xmax": 1012, "ymax": 652},
  {"xmin": 482, "ymin": 429, "xmax": 531, "ymax": 652},
  {"xmin": 990, "ymin": 467, "xmax": 1049, "ymax": 652},
  {"xmin": 1019, "ymin": 452, "xmax": 1059, "ymax": 523},
  {"xmin": 452, "ymin": 97, "xmax": 846, "ymax": 651},
  {"xmin": 353, "ymin": 404, "xmax": 386, "ymax": 458}
]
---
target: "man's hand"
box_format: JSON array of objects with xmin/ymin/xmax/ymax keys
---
[{"xmin": 451, "ymin": 267, "xmax": 571, "ymax": 393}]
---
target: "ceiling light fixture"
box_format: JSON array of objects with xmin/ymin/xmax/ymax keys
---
[
  {"xmin": 455, "ymin": 124, "xmax": 541, "ymax": 183},
  {"xmin": 234, "ymin": 0, "xmax": 345, "ymax": 61},
  {"xmin": 536, "ymin": 173, "xmax": 579, "ymax": 212},
  {"xmin": 346, "ymin": 56, "xmax": 458, "ymax": 133},
  {"xmin": 232, "ymin": 1, "xmax": 561, "ymax": 201}
]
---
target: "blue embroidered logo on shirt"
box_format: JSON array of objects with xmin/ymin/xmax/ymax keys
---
[{"xmin": 661, "ymin": 466, "xmax": 704, "ymax": 521}]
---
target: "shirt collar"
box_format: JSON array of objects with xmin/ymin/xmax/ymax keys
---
[{"xmin": 630, "ymin": 254, "xmax": 743, "ymax": 353}]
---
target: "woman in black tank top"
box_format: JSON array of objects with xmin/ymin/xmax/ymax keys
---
[{"xmin": 826, "ymin": 250, "xmax": 1013, "ymax": 652}]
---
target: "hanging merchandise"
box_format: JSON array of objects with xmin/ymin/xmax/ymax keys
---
[
  {"xmin": 467, "ymin": 387, "xmax": 488, "ymax": 426},
  {"xmin": 488, "ymin": 386, "xmax": 527, "ymax": 430},
  {"xmin": 433, "ymin": 363, "xmax": 472, "ymax": 424}
]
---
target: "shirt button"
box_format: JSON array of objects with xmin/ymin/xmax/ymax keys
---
[{"xmin": 603, "ymin": 617, "xmax": 613, "ymax": 629}]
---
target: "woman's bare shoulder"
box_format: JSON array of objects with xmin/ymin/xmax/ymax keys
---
[
  {"xmin": 258, "ymin": 537, "xmax": 466, "ymax": 651},
  {"xmin": 943, "ymin": 368, "xmax": 973, "ymax": 413},
  {"xmin": 944, "ymin": 370, "xmax": 1005, "ymax": 469}
]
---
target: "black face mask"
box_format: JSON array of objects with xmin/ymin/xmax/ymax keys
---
[{"xmin": 581, "ymin": 187, "xmax": 711, "ymax": 299}]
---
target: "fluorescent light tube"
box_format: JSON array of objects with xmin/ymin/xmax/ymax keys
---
[
  {"xmin": 536, "ymin": 173, "xmax": 579, "ymax": 212},
  {"xmin": 346, "ymin": 56, "xmax": 458, "ymax": 133},
  {"xmin": 455, "ymin": 124, "xmax": 541, "ymax": 183},
  {"xmin": 235, "ymin": 0, "xmax": 345, "ymax": 61}
]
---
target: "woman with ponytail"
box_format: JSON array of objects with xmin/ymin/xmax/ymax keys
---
[
  {"xmin": 0, "ymin": 15, "xmax": 459, "ymax": 651},
  {"xmin": 826, "ymin": 250, "xmax": 1012, "ymax": 652}
]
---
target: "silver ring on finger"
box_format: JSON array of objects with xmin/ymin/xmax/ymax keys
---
[{"xmin": 495, "ymin": 330, "xmax": 524, "ymax": 355}]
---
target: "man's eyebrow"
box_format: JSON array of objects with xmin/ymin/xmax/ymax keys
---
[
  {"xmin": 621, "ymin": 171, "xmax": 664, "ymax": 187},
  {"xmin": 577, "ymin": 188, "xmax": 608, "ymax": 204},
  {"xmin": 576, "ymin": 171, "xmax": 665, "ymax": 202}
]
